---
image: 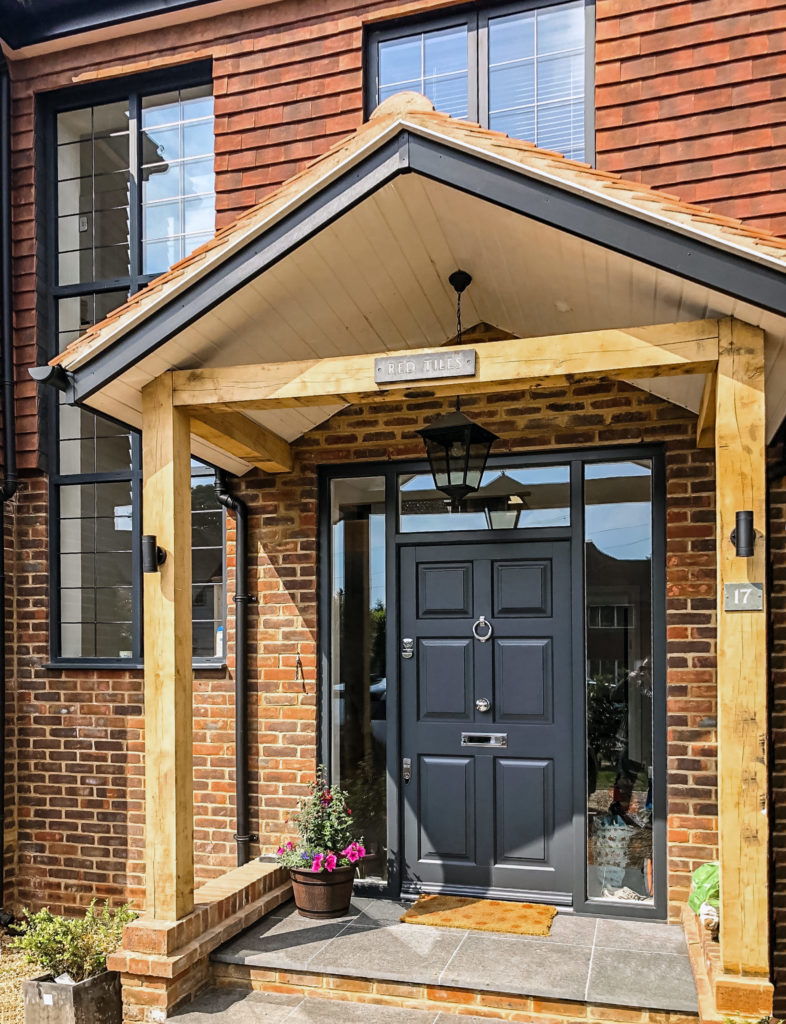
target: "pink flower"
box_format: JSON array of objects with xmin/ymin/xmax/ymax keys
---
[
  {"xmin": 286, "ymin": 841, "xmax": 293, "ymax": 850},
  {"xmin": 277, "ymin": 847, "xmax": 284, "ymax": 856},
  {"xmin": 325, "ymin": 853, "xmax": 337, "ymax": 872},
  {"xmin": 357, "ymin": 845, "xmax": 366, "ymax": 859},
  {"xmin": 311, "ymin": 854, "xmax": 324, "ymax": 872}
]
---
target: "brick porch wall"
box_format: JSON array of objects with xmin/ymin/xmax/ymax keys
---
[
  {"xmin": 237, "ymin": 378, "xmax": 718, "ymax": 921},
  {"xmin": 4, "ymin": 378, "xmax": 719, "ymax": 922}
]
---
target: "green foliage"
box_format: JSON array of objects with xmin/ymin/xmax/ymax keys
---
[
  {"xmin": 10, "ymin": 900, "xmax": 137, "ymax": 983},
  {"xmin": 277, "ymin": 765, "xmax": 365, "ymax": 873}
]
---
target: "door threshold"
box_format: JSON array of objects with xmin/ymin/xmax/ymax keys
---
[{"xmin": 401, "ymin": 881, "xmax": 572, "ymax": 905}]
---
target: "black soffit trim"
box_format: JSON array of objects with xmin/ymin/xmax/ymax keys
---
[
  {"xmin": 64, "ymin": 128, "xmax": 786, "ymax": 405},
  {"xmin": 0, "ymin": 0, "xmax": 207, "ymax": 50}
]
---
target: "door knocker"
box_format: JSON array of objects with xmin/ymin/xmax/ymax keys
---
[{"xmin": 472, "ymin": 615, "xmax": 493, "ymax": 643}]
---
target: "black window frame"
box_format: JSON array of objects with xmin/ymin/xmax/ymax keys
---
[
  {"xmin": 364, "ymin": 0, "xmax": 596, "ymax": 165},
  {"xmin": 38, "ymin": 61, "xmax": 227, "ymax": 669}
]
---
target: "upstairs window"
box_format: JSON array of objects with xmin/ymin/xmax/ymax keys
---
[
  {"xmin": 368, "ymin": 0, "xmax": 590, "ymax": 162},
  {"xmin": 46, "ymin": 70, "xmax": 225, "ymax": 664}
]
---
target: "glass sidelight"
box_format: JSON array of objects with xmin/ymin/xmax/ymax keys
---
[
  {"xmin": 329, "ymin": 477, "xmax": 388, "ymax": 880},
  {"xmin": 585, "ymin": 460, "xmax": 654, "ymax": 904}
]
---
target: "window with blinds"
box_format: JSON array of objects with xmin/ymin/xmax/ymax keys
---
[{"xmin": 368, "ymin": 1, "xmax": 589, "ymax": 163}]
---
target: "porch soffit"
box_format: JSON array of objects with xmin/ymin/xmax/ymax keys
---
[{"xmin": 46, "ymin": 93, "xmax": 786, "ymax": 471}]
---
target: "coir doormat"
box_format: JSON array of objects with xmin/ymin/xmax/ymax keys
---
[{"xmin": 400, "ymin": 894, "xmax": 557, "ymax": 936}]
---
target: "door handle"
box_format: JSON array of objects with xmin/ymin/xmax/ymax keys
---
[
  {"xmin": 475, "ymin": 697, "xmax": 491, "ymax": 712},
  {"xmin": 403, "ymin": 757, "xmax": 412, "ymax": 783},
  {"xmin": 472, "ymin": 616, "xmax": 493, "ymax": 643}
]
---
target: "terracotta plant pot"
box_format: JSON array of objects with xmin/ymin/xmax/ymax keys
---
[
  {"xmin": 23, "ymin": 970, "xmax": 121, "ymax": 1024},
  {"xmin": 289, "ymin": 865, "xmax": 355, "ymax": 919}
]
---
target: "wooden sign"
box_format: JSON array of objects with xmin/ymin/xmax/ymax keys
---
[
  {"xmin": 374, "ymin": 349, "xmax": 476, "ymax": 384},
  {"xmin": 723, "ymin": 582, "xmax": 764, "ymax": 611}
]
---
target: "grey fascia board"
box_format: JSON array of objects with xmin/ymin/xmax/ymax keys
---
[
  {"xmin": 407, "ymin": 134, "xmax": 786, "ymax": 319},
  {"xmin": 67, "ymin": 133, "xmax": 411, "ymax": 403}
]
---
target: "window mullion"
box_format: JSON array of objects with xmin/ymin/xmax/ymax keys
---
[
  {"xmin": 128, "ymin": 91, "xmax": 141, "ymax": 295},
  {"xmin": 474, "ymin": 11, "xmax": 486, "ymax": 127}
]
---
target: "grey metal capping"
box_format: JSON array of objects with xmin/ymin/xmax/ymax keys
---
[{"xmin": 407, "ymin": 134, "xmax": 786, "ymax": 316}]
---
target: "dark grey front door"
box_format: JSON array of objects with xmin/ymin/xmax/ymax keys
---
[{"xmin": 400, "ymin": 541, "xmax": 574, "ymax": 902}]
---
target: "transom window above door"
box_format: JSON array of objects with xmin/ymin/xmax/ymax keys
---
[{"xmin": 367, "ymin": 0, "xmax": 590, "ymax": 162}]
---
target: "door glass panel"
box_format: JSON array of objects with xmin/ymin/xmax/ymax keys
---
[
  {"xmin": 585, "ymin": 460, "xmax": 654, "ymax": 904},
  {"xmin": 330, "ymin": 477, "xmax": 387, "ymax": 880},
  {"xmin": 399, "ymin": 465, "xmax": 570, "ymax": 532}
]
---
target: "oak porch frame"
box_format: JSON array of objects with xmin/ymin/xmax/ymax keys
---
[{"xmin": 140, "ymin": 315, "xmax": 771, "ymax": 1004}]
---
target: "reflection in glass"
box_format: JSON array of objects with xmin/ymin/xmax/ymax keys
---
[
  {"xmin": 378, "ymin": 25, "xmax": 469, "ymax": 119},
  {"xmin": 489, "ymin": 0, "xmax": 585, "ymax": 159},
  {"xmin": 585, "ymin": 461, "xmax": 654, "ymax": 903},
  {"xmin": 399, "ymin": 465, "xmax": 570, "ymax": 532},
  {"xmin": 59, "ymin": 481, "xmax": 134, "ymax": 658},
  {"xmin": 191, "ymin": 461, "xmax": 225, "ymax": 660},
  {"xmin": 331, "ymin": 477, "xmax": 387, "ymax": 880},
  {"xmin": 141, "ymin": 85, "xmax": 215, "ymax": 274}
]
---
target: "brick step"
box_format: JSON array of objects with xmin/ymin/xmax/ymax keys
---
[
  {"xmin": 172, "ymin": 984, "xmax": 513, "ymax": 1022},
  {"xmin": 210, "ymin": 961, "xmax": 699, "ymax": 1024}
]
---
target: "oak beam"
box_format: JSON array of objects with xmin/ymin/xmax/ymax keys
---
[
  {"xmin": 714, "ymin": 319, "xmax": 771, "ymax": 988},
  {"xmin": 189, "ymin": 409, "xmax": 293, "ymax": 473},
  {"xmin": 171, "ymin": 320, "xmax": 720, "ymax": 410},
  {"xmin": 142, "ymin": 372, "xmax": 194, "ymax": 921},
  {"xmin": 696, "ymin": 372, "xmax": 717, "ymax": 448}
]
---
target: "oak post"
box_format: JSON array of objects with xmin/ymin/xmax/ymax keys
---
[
  {"xmin": 714, "ymin": 318, "xmax": 770, "ymax": 979},
  {"xmin": 141, "ymin": 372, "xmax": 194, "ymax": 920}
]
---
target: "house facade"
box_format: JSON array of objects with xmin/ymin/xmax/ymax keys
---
[{"xmin": 1, "ymin": 1, "xmax": 785, "ymax": 1021}]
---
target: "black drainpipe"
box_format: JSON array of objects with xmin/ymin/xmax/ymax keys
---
[
  {"xmin": 214, "ymin": 471, "xmax": 255, "ymax": 865},
  {"xmin": 0, "ymin": 57, "xmax": 18, "ymax": 915}
]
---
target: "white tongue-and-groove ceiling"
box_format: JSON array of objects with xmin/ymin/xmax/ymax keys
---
[{"xmin": 85, "ymin": 172, "xmax": 786, "ymax": 471}]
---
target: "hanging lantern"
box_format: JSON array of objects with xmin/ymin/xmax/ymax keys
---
[
  {"xmin": 467, "ymin": 471, "xmax": 530, "ymax": 530},
  {"xmin": 417, "ymin": 405, "xmax": 498, "ymax": 511},
  {"xmin": 417, "ymin": 270, "xmax": 498, "ymax": 509}
]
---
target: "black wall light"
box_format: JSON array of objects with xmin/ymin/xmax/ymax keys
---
[
  {"xmin": 731, "ymin": 510, "xmax": 755, "ymax": 557},
  {"xmin": 142, "ymin": 534, "xmax": 167, "ymax": 573}
]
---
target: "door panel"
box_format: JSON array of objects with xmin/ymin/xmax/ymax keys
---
[
  {"xmin": 419, "ymin": 639, "xmax": 473, "ymax": 719},
  {"xmin": 401, "ymin": 541, "xmax": 574, "ymax": 901},
  {"xmin": 417, "ymin": 561, "xmax": 474, "ymax": 617},
  {"xmin": 494, "ymin": 638, "xmax": 552, "ymax": 721},
  {"xmin": 493, "ymin": 559, "xmax": 551, "ymax": 616},
  {"xmin": 495, "ymin": 757, "xmax": 551, "ymax": 864},
  {"xmin": 418, "ymin": 755, "xmax": 476, "ymax": 862}
]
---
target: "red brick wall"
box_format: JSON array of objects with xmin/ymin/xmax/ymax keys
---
[
  {"xmin": 4, "ymin": 378, "xmax": 717, "ymax": 920},
  {"xmin": 235, "ymin": 379, "xmax": 716, "ymax": 921}
]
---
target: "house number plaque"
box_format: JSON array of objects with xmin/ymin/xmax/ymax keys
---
[
  {"xmin": 374, "ymin": 349, "xmax": 476, "ymax": 384},
  {"xmin": 724, "ymin": 582, "xmax": 764, "ymax": 611}
]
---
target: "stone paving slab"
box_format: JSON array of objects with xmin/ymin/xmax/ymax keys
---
[{"xmin": 212, "ymin": 899, "xmax": 699, "ymax": 1014}]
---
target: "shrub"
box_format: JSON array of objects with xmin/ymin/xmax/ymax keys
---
[{"xmin": 10, "ymin": 900, "xmax": 137, "ymax": 983}]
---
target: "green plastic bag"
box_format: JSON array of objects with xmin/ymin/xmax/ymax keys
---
[{"xmin": 688, "ymin": 861, "xmax": 719, "ymax": 914}]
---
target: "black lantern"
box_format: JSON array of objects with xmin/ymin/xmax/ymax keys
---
[
  {"xmin": 468, "ymin": 472, "xmax": 530, "ymax": 530},
  {"xmin": 417, "ymin": 403, "xmax": 498, "ymax": 510},
  {"xmin": 417, "ymin": 269, "xmax": 498, "ymax": 509}
]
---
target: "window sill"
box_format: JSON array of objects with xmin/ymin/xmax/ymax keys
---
[{"xmin": 43, "ymin": 660, "xmax": 228, "ymax": 672}]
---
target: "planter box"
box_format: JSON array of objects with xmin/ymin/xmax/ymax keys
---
[
  {"xmin": 290, "ymin": 865, "xmax": 355, "ymax": 918},
  {"xmin": 23, "ymin": 970, "xmax": 121, "ymax": 1024}
]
